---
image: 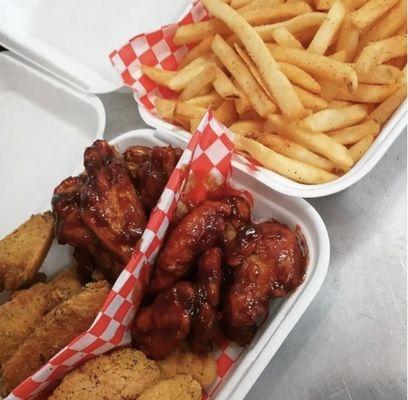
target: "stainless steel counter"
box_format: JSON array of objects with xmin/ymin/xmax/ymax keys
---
[{"xmin": 100, "ymin": 91, "xmax": 407, "ymax": 400}]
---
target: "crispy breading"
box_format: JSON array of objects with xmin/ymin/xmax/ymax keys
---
[
  {"xmin": 138, "ymin": 374, "xmax": 202, "ymax": 400},
  {"xmin": 48, "ymin": 349, "xmax": 161, "ymax": 400},
  {"xmin": 0, "ymin": 212, "xmax": 55, "ymax": 290},
  {"xmin": 158, "ymin": 347, "xmax": 217, "ymax": 387},
  {"xmin": 2, "ymin": 280, "xmax": 109, "ymax": 393},
  {"xmin": 0, "ymin": 267, "xmax": 82, "ymax": 371}
]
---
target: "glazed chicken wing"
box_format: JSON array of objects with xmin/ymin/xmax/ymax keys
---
[{"xmin": 83, "ymin": 139, "xmax": 120, "ymax": 176}]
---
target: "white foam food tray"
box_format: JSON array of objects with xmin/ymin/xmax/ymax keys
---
[
  {"xmin": 0, "ymin": 0, "xmax": 189, "ymax": 93},
  {"xmin": 111, "ymin": 128, "xmax": 330, "ymax": 400},
  {"xmin": 140, "ymin": 100, "xmax": 407, "ymax": 198},
  {"xmin": 0, "ymin": 52, "xmax": 105, "ymax": 284}
]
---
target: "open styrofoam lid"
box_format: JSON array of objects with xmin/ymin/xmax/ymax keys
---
[{"xmin": 0, "ymin": 0, "xmax": 190, "ymax": 93}]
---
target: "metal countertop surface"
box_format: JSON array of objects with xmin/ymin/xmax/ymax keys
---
[{"xmin": 100, "ymin": 91, "xmax": 407, "ymax": 400}]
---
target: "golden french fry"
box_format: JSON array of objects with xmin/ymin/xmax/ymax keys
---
[
  {"xmin": 185, "ymin": 92, "xmax": 224, "ymax": 108},
  {"xmin": 212, "ymin": 68, "xmax": 242, "ymax": 99},
  {"xmin": 268, "ymin": 44, "xmax": 358, "ymax": 90},
  {"xmin": 294, "ymin": 86, "xmax": 328, "ymax": 110},
  {"xmin": 240, "ymin": 2, "xmax": 312, "ymax": 25},
  {"xmin": 167, "ymin": 57, "xmax": 211, "ymax": 91},
  {"xmin": 302, "ymin": 104, "xmax": 369, "ymax": 131},
  {"xmin": 352, "ymin": 0, "xmax": 370, "ymax": 9},
  {"xmin": 356, "ymin": 0, "xmax": 406, "ymax": 55},
  {"xmin": 348, "ymin": 134, "xmax": 374, "ymax": 162},
  {"xmin": 318, "ymin": 78, "xmax": 340, "ymax": 100},
  {"xmin": 190, "ymin": 117, "xmax": 202, "ymax": 133},
  {"xmin": 355, "ymin": 35, "xmax": 407, "ymax": 74},
  {"xmin": 229, "ymin": 120, "xmax": 265, "ymax": 135},
  {"xmin": 173, "ymin": 20, "xmax": 230, "ymax": 45},
  {"xmin": 175, "ymin": 102, "xmax": 207, "ymax": 120},
  {"xmin": 179, "ymin": 37, "xmax": 214, "ymax": 68},
  {"xmin": 233, "ymin": 79, "xmax": 253, "ymax": 113},
  {"xmin": 255, "ymin": 13, "xmax": 326, "ymax": 40},
  {"xmin": 249, "ymin": 131, "xmax": 337, "ymax": 171},
  {"xmin": 211, "ymin": 35, "xmax": 276, "ymax": 117},
  {"xmin": 179, "ymin": 64, "xmax": 217, "ymax": 101},
  {"xmin": 203, "ymin": 0, "xmax": 306, "ymax": 118},
  {"xmin": 155, "ymin": 98, "xmax": 176, "ymax": 118},
  {"xmin": 234, "ymin": 134, "xmax": 338, "ymax": 183},
  {"xmin": 367, "ymin": 85, "xmax": 406, "ymax": 125},
  {"xmin": 315, "ymin": 0, "xmax": 335, "ymax": 10},
  {"xmin": 278, "ymin": 62, "xmax": 321, "ymax": 93},
  {"xmin": 329, "ymin": 50, "xmax": 348, "ymax": 62},
  {"xmin": 328, "ymin": 120, "xmax": 380, "ymax": 143},
  {"xmin": 337, "ymin": 17, "xmax": 359, "ymax": 62},
  {"xmin": 334, "ymin": 83, "xmax": 400, "ymax": 102},
  {"xmin": 266, "ymin": 114, "xmax": 354, "ymax": 167},
  {"xmin": 308, "ymin": 0, "xmax": 347, "ymax": 54},
  {"xmin": 239, "ymin": 0, "xmax": 285, "ymax": 11},
  {"xmin": 214, "ymin": 99, "xmax": 238, "ymax": 126},
  {"xmin": 141, "ymin": 65, "xmax": 176, "ymax": 87},
  {"xmin": 395, "ymin": 21, "xmax": 407, "ymax": 36},
  {"xmin": 327, "ymin": 99, "xmax": 354, "ymax": 108},
  {"xmin": 350, "ymin": 0, "xmax": 400, "ymax": 29},
  {"xmin": 231, "ymin": 0, "xmax": 253, "ymax": 8},
  {"xmin": 355, "ymin": 64, "xmax": 403, "ymax": 84},
  {"xmin": 270, "ymin": 27, "xmax": 303, "ymax": 48}
]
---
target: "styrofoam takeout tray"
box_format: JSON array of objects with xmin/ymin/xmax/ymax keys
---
[
  {"xmin": 110, "ymin": 128, "xmax": 330, "ymax": 400},
  {"xmin": 0, "ymin": 52, "xmax": 105, "ymax": 288}
]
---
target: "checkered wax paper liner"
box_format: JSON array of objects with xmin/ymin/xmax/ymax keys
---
[{"xmin": 6, "ymin": 110, "xmax": 249, "ymax": 400}]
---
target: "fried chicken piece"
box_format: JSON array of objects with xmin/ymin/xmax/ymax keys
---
[
  {"xmin": 124, "ymin": 145, "xmax": 182, "ymax": 210},
  {"xmin": 221, "ymin": 323, "xmax": 257, "ymax": 346},
  {"xmin": 2, "ymin": 280, "xmax": 109, "ymax": 393},
  {"xmin": 158, "ymin": 346, "xmax": 217, "ymax": 387},
  {"xmin": 0, "ymin": 212, "xmax": 54, "ymax": 290},
  {"xmin": 80, "ymin": 161, "xmax": 147, "ymax": 263},
  {"xmin": 48, "ymin": 349, "xmax": 160, "ymax": 400},
  {"xmin": 0, "ymin": 266, "xmax": 81, "ymax": 375},
  {"xmin": 150, "ymin": 200, "xmax": 231, "ymax": 294},
  {"xmin": 223, "ymin": 221, "xmax": 306, "ymax": 333},
  {"xmin": 138, "ymin": 375, "xmax": 202, "ymax": 400},
  {"xmin": 132, "ymin": 282, "xmax": 196, "ymax": 360},
  {"xmin": 190, "ymin": 248, "xmax": 222, "ymax": 353},
  {"xmin": 83, "ymin": 139, "xmax": 120, "ymax": 176}
]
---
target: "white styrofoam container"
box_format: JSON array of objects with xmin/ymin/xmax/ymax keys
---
[
  {"xmin": 110, "ymin": 128, "xmax": 330, "ymax": 400},
  {"xmin": 0, "ymin": 52, "xmax": 105, "ymax": 288},
  {"xmin": 140, "ymin": 99, "xmax": 407, "ymax": 198}
]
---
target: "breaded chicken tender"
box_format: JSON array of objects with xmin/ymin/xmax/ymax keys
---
[
  {"xmin": 0, "ymin": 267, "xmax": 82, "ymax": 370},
  {"xmin": 138, "ymin": 374, "xmax": 202, "ymax": 400},
  {"xmin": 0, "ymin": 212, "xmax": 54, "ymax": 290},
  {"xmin": 2, "ymin": 280, "xmax": 109, "ymax": 393},
  {"xmin": 48, "ymin": 349, "xmax": 160, "ymax": 400},
  {"xmin": 158, "ymin": 347, "xmax": 217, "ymax": 387}
]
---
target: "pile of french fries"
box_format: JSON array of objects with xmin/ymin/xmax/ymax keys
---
[{"xmin": 141, "ymin": 0, "xmax": 407, "ymax": 184}]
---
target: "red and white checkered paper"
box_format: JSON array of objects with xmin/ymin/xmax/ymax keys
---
[
  {"xmin": 108, "ymin": 0, "xmax": 264, "ymax": 176},
  {"xmin": 6, "ymin": 110, "xmax": 250, "ymax": 400}
]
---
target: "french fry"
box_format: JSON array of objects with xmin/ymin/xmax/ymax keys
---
[
  {"xmin": 255, "ymin": 13, "xmax": 326, "ymax": 40},
  {"xmin": 328, "ymin": 120, "xmax": 380, "ymax": 143},
  {"xmin": 212, "ymin": 35, "xmax": 276, "ymax": 117},
  {"xmin": 249, "ymin": 131, "xmax": 337, "ymax": 171},
  {"xmin": 318, "ymin": 78, "xmax": 340, "ymax": 100},
  {"xmin": 302, "ymin": 104, "xmax": 369, "ymax": 131},
  {"xmin": 336, "ymin": 15, "xmax": 360, "ymax": 61},
  {"xmin": 240, "ymin": 2, "xmax": 312, "ymax": 25},
  {"xmin": 334, "ymin": 83, "xmax": 400, "ymax": 102},
  {"xmin": 266, "ymin": 114, "xmax": 354, "ymax": 167},
  {"xmin": 233, "ymin": 79, "xmax": 253, "ymax": 113},
  {"xmin": 329, "ymin": 50, "xmax": 348, "ymax": 62},
  {"xmin": 173, "ymin": 20, "xmax": 230, "ymax": 45},
  {"xmin": 352, "ymin": 0, "xmax": 370, "ymax": 10},
  {"xmin": 268, "ymin": 44, "xmax": 358, "ymax": 90},
  {"xmin": 308, "ymin": 0, "xmax": 347, "ymax": 54},
  {"xmin": 327, "ymin": 99, "xmax": 354, "ymax": 108},
  {"xmin": 367, "ymin": 85, "xmax": 406, "ymax": 125},
  {"xmin": 190, "ymin": 117, "xmax": 202, "ymax": 133},
  {"xmin": 356, "ymin": 64, "xmax": 403, "ymax": 84},
  {"xmin": 270, "ymin": 27, "xmax": 303, "ymax": 48},
  {"xmin": 179, "ymin": 37, "xmax": 214, "ymax": 68},
  {"xmin": 167, "ymin": 57, "xmax": 211, "ymax": 91},
  {"xmin": 141, "ymin": 65, "xmax": 176, "ymax": 87},
  {"xmin": 395, "ymin": 21, "xmax": 407, "ymax": 36},
  {"xmin": 234, "ymin": 134, "xmax": 338, "ymax": 183},
  {"xmin": 356, "ymin": 0, "xmax": 406, "ymax": 55},
  {"xmin": 175, "ymin": 102, "xmax": 207, "ymax": 120},
  {"xmin": 179, "ymin": 64, "xmax": 217, "ymax": 101},
  {"xmin": 203, "ymin": 0, "xmax": 306, "ymax": 118},
  {"xmin": 229, "ymin": 120, "xmax": 265, "ymax": 135},
  {"xmin": 348, "ymin": 134, "xmax": 374, "ymax": 162},
  {"xmin": 185, "ymin": 92, "xmax": 224, "ymax": 108},
  {"xmin": 294, "ymin": 86, "xmax": 328, "ymax": 110},
  {"xmin": 239, "ymin": 0, "xmax": 285, "ymax": 11},
  {"xmin": 350, "ymin": 0, "xmax": 400, "ymax": 29},
  {"xmin": 214, "ymin": 99, "xmax": 238, "ymax": 125},
  {"xmin": 231, "ymin": 0, "xmax": 253, "ymax": 8},
  {"xmin": 155, "ymin": 98, "xmax": 176, "ymax": 118},
  {"xmin": 315, "ymin": 0, "xmax": 335, "ymax": 10},
  {"xmin": 354, "ymin": 35, "xmax": 407, "ymax": 74},
  {"xmin": 278, "ymin": 62, "xmax": 321, "ymax": 93},
  {"xmin": 212, "ymin": 67, "xmax": 242, "ymax": 99}
]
